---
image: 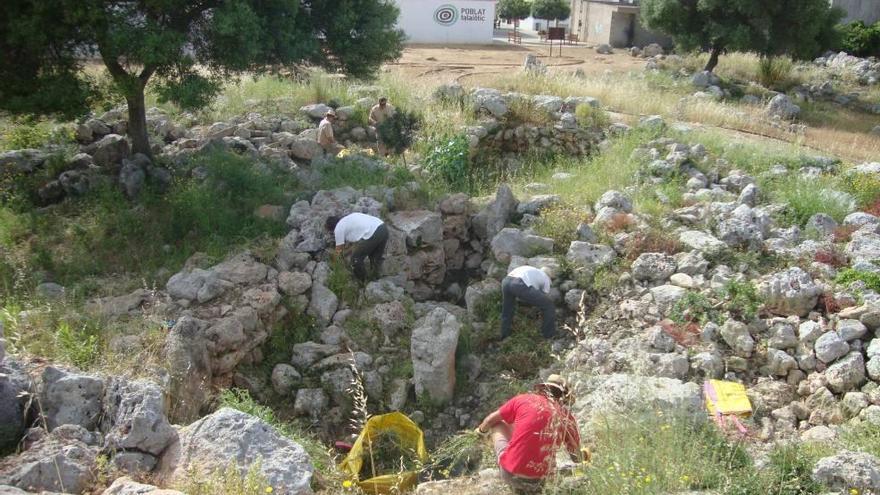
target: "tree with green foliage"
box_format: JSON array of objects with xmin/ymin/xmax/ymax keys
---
[
  {"xmin": 497, "ymin": 0, "xmax": 531, "ymax": 26},
  {"xmin": 531, "ymin": 0, "xmax": 571, "ymax": 28},
  {"xmin": 0, "ymin": 0, "xmax": 405, "ymax": 157},
  {"xmin": 377, "ymin": 110, "xmax": 420, "ymax": 164},
  {"xmin": 640, "ymin": 0, "xmax": 842, "ymax": 72}
]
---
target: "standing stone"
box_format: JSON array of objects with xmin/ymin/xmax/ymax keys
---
[
  {"xmin": 102, "ymin": 379, "xmax": 177, "ymax": 457},
  {"xmin": 411, "ymin": 308, "xmax": 460, "ymax": 404},
  {"xmin": 472, "ymin": 185, "xmax": 518, "ymax": 241}
]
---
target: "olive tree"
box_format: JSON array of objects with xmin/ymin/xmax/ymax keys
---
[
  {"xmin": 0, "ymin": 0, "xmax": 406, "ymax": 156},
  {"xmin": 640, "ymin": 0, "xmax": 842, "ymax": 72}
]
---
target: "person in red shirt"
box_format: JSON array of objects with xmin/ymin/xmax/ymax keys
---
[{"xmin": 476, "ymin": 374, "xmax": 584, "ymax": 493}]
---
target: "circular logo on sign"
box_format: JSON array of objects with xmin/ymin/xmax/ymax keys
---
[{"xmin": 434, "ymin": 4, "xmax": 458, "ymax": 26}]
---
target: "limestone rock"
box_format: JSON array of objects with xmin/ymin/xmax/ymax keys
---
[
  {"xmin": 411, "ymin": 308, "xmax": 460, "ymax": 404},
  {"xmin": 490, "ymin": 228, "xmax": 553, "ymax": 263},
  {"xmin": 758, "ymin": 267, "xmax": 822, "ymax": 317},
  {"xmin": 825, "ymin": 352, "xmax": 866, "ymax": 393},
  {"xmin": 102, "ymin": 379, "xmax": 176, "ymax": 457},
  {"xmin": 812, "ymin": 451, "xmax": 880, "ymax": 492},
  {"xmin": 0, "ymin": 425, "xmax": 99, "ymax": 494},
  {"xmin": 156, "ymin": 408, "xmax": 313, "ymax": 494},
  {"xmin": 720, "ymin": 320, "xmax": 755, "ymax": 358},
  {"xmin": 39, "ymin": 367, "xmax": 105, "ymax": 431},
  {"xmin": 631, "ymin": 253, "xmax": 676, "ymax": 283}
]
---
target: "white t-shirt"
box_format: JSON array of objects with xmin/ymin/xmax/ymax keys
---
[
  {"xmin": 508, "ymin": 265, "xmax": 551, "ymax": 293},
  {"xmin": 334, "ymin": 212, "xmax": 384, "ymax": 246}
]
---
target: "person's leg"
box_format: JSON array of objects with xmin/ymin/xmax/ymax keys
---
[
  {"xmin": 500, "ymin": 277, "xmax": 518, "ymax": 340},
  {"xmin": 350, "ymin": 241, "xmax": 371, "ymax": 281},
  {"xmin": 491, "ymin": 422, "xmax": 513, "ymax": 463},
  {"xmin": 516, "ymin": 286, "xmax": 557, "ymax": 339},
  {"xmin": 367, "ymin": 224, "xmax": 389, "ymax": 278}
]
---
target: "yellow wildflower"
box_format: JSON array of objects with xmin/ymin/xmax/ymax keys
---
[
  {"xmin": 342, "ymin": 480, "xmax": 353, "ymax": 489},
  {"xmin": 265, "ymin": 487, "xmax": 273, "ymax": 494},
  {"xmin": 849, "ymin": 489, "xmax": 859, "ymax": 495}
]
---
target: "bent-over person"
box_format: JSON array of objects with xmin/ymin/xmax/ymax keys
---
[{"xmin": 325, "ymin": 212, "xmax": 388, "ymax": 281}]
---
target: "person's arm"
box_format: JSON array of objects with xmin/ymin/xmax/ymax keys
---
[
  {"xmin": 478, "ymin": 409, "xmax": 504, "ymax": 433},
  {"xmin": 368, "ymin": 107, "xmax": 378, "ymax": 126},
  {"xmin": 563, "ymin": 414, "xmax": 583, "ymax": 462},
  {"xmin": 543, "ymin": 274, "xmax": 551, "ymax": 294},
  {"xmin": 334, "ymin": 224, "xmax": 346, "ymax": 251}
]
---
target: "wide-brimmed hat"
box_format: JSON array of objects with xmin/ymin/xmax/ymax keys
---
[
  {"xmin": 325, "ymin": 109, "xmax": 337, "ymax": 117},
  {"xmin": 537, "ymin": 374, "xmax": 571, "ymax": 398}
]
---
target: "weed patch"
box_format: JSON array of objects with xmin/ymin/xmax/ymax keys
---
[{"xmin": 836, "ymin": 268, "xmax": 880, "ymax": 293}]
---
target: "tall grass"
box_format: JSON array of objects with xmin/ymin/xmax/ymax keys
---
[{"xmin": 770, "ymin": 176, "xmax": 855, "ymax": 226}]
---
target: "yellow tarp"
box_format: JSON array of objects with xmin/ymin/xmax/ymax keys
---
[
  {"xmin": 704, "ymin": 379, "xmax": 752, "ymax": 417},
  {"xmin": 339, "ymin": 412, "xmax": 428, "ymax": 494}
]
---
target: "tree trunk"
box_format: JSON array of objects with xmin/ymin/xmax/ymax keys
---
[
  {"xmin": 704, "ymin": 45, "xmax": 722, "ymax": 73},
  {"xmin": 125, "ymin": 85, "xmax": 152, "ymax": 158}
]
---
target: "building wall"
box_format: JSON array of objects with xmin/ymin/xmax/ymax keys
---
[
  {"xmin": 832, "ymin": 0, "xmax": 880, "ymax": 24},
  {"xmin": 569, "ymin": 0, "xmax": 671, "ymax": 47},
  {"xmin": 396, "ymin": 0, "xmax": 496, "ymax": 44},
  {"xmin": 519, "ymin": 16, "xmax": 570, "ymax": 32}
]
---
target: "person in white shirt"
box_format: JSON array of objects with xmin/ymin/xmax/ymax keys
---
[
  {"xmin": 501, "ymin": 265, "xmax": 556, "ymax": 339},
  {"xmin": 325, "ymin": 212, "xmax": 389, "ymax": 280}
]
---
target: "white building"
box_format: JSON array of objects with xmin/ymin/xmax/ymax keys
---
[
  {"xmin": 395, "ymin": 0, "xmax": 497, "ymax": 44},
  {"xmin": 514, "ymin": 16, "xmax": 570, "ymax": 33}
]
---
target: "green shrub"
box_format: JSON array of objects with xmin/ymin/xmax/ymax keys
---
[
  {"xmin": 669, "ymin": 291, "xmax": 717, "ymax": 325},
  {"xmin": 843, "ymin": 172, "xmax": 880, "ymax": 209},
  {"xmin": 504, "ymin": 97, "xmax": 554, "ymax": 127},
  {"xmin": 3, "ymin": 122, "xmax": 52, "ymax": 150},
  {"xmin": 377, "ymin": 110, "xmax": 421, "ymax": 158},
  {"xmin": 533, "ymin": 205, "xmax": 589, "ymax": 254},
  {"xmin": 575, "ymin": 103, "xmax": 610, "ymax": 129},
  {"xmin": 836, "ymin": 268, "xmax": 880, "ymax": 292},
  {"xmin": 757, "ymin": 56, "xmax": 794, "ymax": 90},
  {"xmin": 837, "ymin": 21, "xmax": 880, "ymax": 57},
  {"xmin": 773, "ymin": 177, "xmax": 854, "ymax": 227},
  {"xmin": 327, "ymin": 256, "xmax": 362, "ymax": 308},
  {"xmin": 719, "ymin": 280, "xmax": 761, "ymax": 322},
  {"xmin": 423, "ymin": 134, "xmax": 472, "ymax": 193}
]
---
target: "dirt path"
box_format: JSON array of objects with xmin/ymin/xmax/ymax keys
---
[{"xmin": 387, "ymin": 44, "xmax": 644, "ymax": 86}]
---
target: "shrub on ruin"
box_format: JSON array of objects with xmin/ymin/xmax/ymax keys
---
[
  {"xmin": 843, "ymin": 172, "xmax": 880, "ymax": 209},
  {"xmin": 377, "ymin": 109, "xmax": 421, "ymax": 160},
  {"xmin": 756, "ymin": 56, "xmax": 794, "ymax": 90},
  {"xmin": 836, "ymin": 268, "xmax": 880, "ymax": 293},
  {"xmin": 423, "ymin": 134, "xmax": 472, "ymax": 193},
  {"xmin": 621, "ymin": 228, "xmax": 683, "ymax": 261},
  {"xmin": 575, "ymin": 103, "xmax": 610, "ymax": 129},
  {"xmin": 718, "ymin": 280, "xmax": 761, "ymax": 322},
  {"xmin": 534, "ymin": 205, "xmax": 590, "ymax": 254}
]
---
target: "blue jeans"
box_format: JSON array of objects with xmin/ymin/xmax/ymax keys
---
[{"xmin": 501, "ymin": 276, "xmax": 556, "ymax": 339}]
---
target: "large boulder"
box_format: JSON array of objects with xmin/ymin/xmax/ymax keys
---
[
  {"xmin": 566, "ymin": 241, "xmax": 615, "ymax": 274},
  {"xmin": 825, "ymin": 352, "xmax": 867, "ymax": 393},
  {"xmin": 472, "ymin": 185, "xmax": 518, "ymax": 241},
  {"xmin": 289, "ymin": 138, "xmax": 323, "ymax": 161},
  {"xmin": 572, "ymin": 374, "xmax": 702, "ymax": 425},
  {"xmin": 812, "ymin": 451, "xmax": 880, "ymax": 492},
  {"xmin": 0, "ymin": 364, "xmax": 25, "ymax": 454},
  {"xmin": 307, "ymin": 284, "xmax": 338, "ymax": 325},
  {"xmin": 156, "ymin": 408, "xmax": 313, "ymax": 494},
  {"xmin": 815, "ymin": 331, "xmax": 850, "ymax": 364},
  {"xmin": 39, "ymin": 367, "xmax": 105, "ymax": 431},
  {"xmin": 490, "ymin": 228, "xmax": 553, "ymax": 263},
  {"xmin": 101, "ymin": 379, "xmax": 177, "ymax": 458},
  {"xmin": 678, "ymin": 230, "xmax": 726, "ymax": 254},
  {"xmin": 89, "ymin": 134, "xmax": 130, "ymax": 167},
  {"xmin": 411, "ymin": 308, "xmax": 460, "ymax": 405},
  {"xmin": 0, "ymin": 425, "xmax": 100, "ymax": 494},
  {"xmin": 766, "ymin": 94, "xmax": 800, "ymax": 120},
  {"xmin": 389, "ymin": 211, "xmax": 444, "ymax": 248},
  {"xmin": 471, "ymin": 88, "xmax": 508, "ymax": 118},
  {"xmin": 631, "ymin": 253, "xmax": 676, "ymax": 283},
  {"xmin": 757, "ymin": 267, "xmax": 822, "ymax": 317},
  {"xmin": 102, "ymin": 476, "xmax": 185, "ymax": 495},
  {"xmin": 165, "ymin": 268, "xmax": 231, "ymax": 303}
]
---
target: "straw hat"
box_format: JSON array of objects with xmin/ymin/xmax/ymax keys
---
[
  {"xmin": 325, "ymin": 109, "xmax": 337, "ymax": 117},
  {"xmin": 538, "ymin": 374, "xmax": 571, "ymax": 398}
]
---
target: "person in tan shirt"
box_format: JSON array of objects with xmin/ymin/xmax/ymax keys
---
[
  {"xmin": 317, "ymin": 109, "xmax": 343, "ymax": 157},
  {"xmin": 368, "ymin": 97, "xmax": 395, "ymax": 156}
]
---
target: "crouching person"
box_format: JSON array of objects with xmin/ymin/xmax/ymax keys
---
[
  {"xmin": 501, "ymin": 265, "xmax": 556, "ymax": 340},
  {"xmin": 477, "ymin": 375, "xmax": 584, "ymax": 494},
  {"xmin": 325, "ymin": 212, "xmax": 389, "ymax": 281}
]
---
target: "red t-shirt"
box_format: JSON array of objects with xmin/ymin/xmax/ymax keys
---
[{"xmin": 497, "ymin": 393, "xmax": 581, "ymax": 478}]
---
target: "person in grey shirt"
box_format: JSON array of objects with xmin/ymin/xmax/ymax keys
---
[{"xmin": 501, "ymin": 265, "xmax": 556, "ymax": 340}]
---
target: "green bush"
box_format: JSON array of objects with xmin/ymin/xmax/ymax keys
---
[
  {"xmin": 669, "ymin": 291, "xmax": 717, "ymax": 325},
  {"xmin": 423, "ymin": 134, "xmax": 472, "ymax": 193},
  {"xmin": 836, "ymin": 268, "xmax": 880, "ymax": 292},
  {"xmin": 843, "ymin": 172, "xmax": 880, "ymax": 209},
  {"xmin": 772, "ymin": 177, "xmax": 854, "ymax": 227},
  {"xmin": 719, "ymin": 280, "xmax": 761, "ymax": 322},
  {"xmin": 837, "ymin": 21, "xmax": 880, "ymax": 57},
  {"xmin": 757, "ymin": 56, "xmax": 794, "ymax": 90},
  {"xmin": 575, "ymin": 103, "xmax": 610, "ymax": 129},
  {"xmin": 533, "ymin": 205, "xmax": 589, "ymax": 254},
  {"xmin": 377, "ymin": 110, "xmax": 421, "ymax": 158},
  {"xmin": 55, "ymin": 321, "xmax": 101, "ymax": 369}
]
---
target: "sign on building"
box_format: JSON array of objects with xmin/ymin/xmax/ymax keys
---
[{"xmin": 396, "ymin": 0, "xmax": 497, "ymax": 44}]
